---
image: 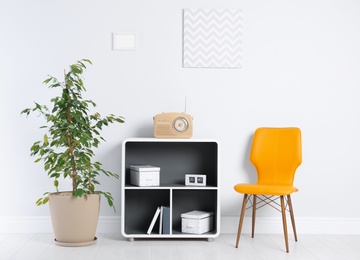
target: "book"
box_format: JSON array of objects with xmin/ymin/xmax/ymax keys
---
[
  {"xmin": 147, "ymin": 207, "xmax": 161, "ymax": 234},
  {"xmin": 162, "ymin": 206, "xmax": 170, "ymax": 234},
  {"xmin": 159, "ymin": 206, "xmax": 164, "ymax": 234}
]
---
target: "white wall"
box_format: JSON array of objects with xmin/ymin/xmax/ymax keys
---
[{"xmin": 1, "ymin": 0, "xmax": 360, "ymax": 233}]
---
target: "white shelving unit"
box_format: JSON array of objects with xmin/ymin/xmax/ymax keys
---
[{"xmin": 121, "ymin": 138, "xmax": 220, "ymax": 241}]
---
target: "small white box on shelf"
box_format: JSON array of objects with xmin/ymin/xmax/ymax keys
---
[
  {"xmin": 130, "ymin": 165, "xmax": 160, "ymax": 187},
  {"xmin": 181, "ymin": 210, "xmax": 214, "ymax": 234}
]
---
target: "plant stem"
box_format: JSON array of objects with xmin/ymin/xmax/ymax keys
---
[{"xmin": 64, "ymin": 69, "xmax": 78, "ymax": 195}]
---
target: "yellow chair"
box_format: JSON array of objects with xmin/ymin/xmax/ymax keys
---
[{"xmin": 234, "ymin": 127, "xmax": 302, "ymax": 253}]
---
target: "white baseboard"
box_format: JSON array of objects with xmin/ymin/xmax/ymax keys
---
[
  {"xmin": 221, "ymin": 216, "xmax": 360, "ymax": 235},
  {"xmin": 1, "ymin": 216, "xmax": 360, "ymax": 234},
  {"xmin": 0, "ymin": 216, "xmax": 121, "ymax": 234}
]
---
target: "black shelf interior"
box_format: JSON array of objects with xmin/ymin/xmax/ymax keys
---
[
  {"xmin": 124, "ymin": 189, "xmax": 170, "ymax": 235},
  {"xmin": 172, "ymin": 189, "xmax": 218, "ymax": 234},
  {"xmin": 124, "ymin": 141, "xmax": 218, "ymax": 187}
]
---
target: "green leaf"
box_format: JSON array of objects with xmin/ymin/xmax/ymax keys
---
[
  {"xmin": 43, "ymin": 77, "xmax": 53, "ymax": 84},
  {"xmin": 107, "ymin": 197, "xmax": 113, "ymax": 207},
  {"xmin": 20, "ymin": 108, "xmax": 30, "ymax": 115},
  {"xmin": 74, "ymin": 189, "xmax": 85, "ymax": 197},
  {"xmin": 44, "ymin": 163, "xmax": 50, "ymax": 171},
  {"xmin": 35, "ymin": 198, "xmax": 43, "ymax": 206},
  {"xmin": 43, "ymin": 197, "xmax": 49, "ymax": 204},
  {"xmin": 44, "ymin": 134, "xmax": 49, "ymax": 146},
  {"xmin": 82, "ymin": 59, "xmax": 92, "ymax": 65}
]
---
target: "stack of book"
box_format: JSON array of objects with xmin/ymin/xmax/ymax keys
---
[{"xmin": 147, "ymin": 206, "xmax": 170, "ymax": 235}]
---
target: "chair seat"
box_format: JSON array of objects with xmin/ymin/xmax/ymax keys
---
[{"xmin": 234, "ymin": 183, "xmax": 298, "ymax": 196}]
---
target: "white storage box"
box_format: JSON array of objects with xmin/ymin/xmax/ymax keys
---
[
  {"xmin": 181, "ymin": 210, "xmax": 214, "ymax": 234},
  {"xmin": 130, "ymin": 165, "xmax": 160, "ymax": 187}
]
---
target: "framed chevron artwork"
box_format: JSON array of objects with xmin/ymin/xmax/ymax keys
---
[{"xmin": 183, "ymin": 9, "xmax": 243, "ymax": 69}]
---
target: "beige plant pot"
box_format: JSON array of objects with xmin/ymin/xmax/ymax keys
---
[{"xmin": 49, "ymin": 191, "xmax": 100, "ymax": 247}]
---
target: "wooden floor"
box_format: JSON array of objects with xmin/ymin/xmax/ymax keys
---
[{"xmin": 1, "ymin": 233, "xmax": 360, "ymax": 260}]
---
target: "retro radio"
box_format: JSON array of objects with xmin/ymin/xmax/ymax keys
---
[{"xmin": 153, "ymin": 112, "xmax": 193, "ymax": 138}]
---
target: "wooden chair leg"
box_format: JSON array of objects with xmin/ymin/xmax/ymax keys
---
[
  {"xmin": 252, "ymin": 195, "xmax": 257, "ymax": 238},
  {"xmin": 235, "ymin": 194, "xmax": 248, "ymax": 248},
  {"xmin": 287, "ymin": 195, "xmax": 298, "ymax": 242},
  {"xmin": 280, "ymin": 196, "xmax": 289, "ymax": 253}
]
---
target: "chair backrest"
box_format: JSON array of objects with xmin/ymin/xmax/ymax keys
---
[{"xmin": 250, "ymin": 127, "xmax": 302, "ymax": 186}]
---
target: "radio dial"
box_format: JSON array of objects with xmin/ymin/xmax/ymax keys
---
[{"xmin": 173, "ymin": 117, "xmax": 189, "ymax": 132}]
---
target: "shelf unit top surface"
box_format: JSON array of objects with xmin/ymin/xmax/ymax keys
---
[{"xmin": 123, "ymin": 138, "xmax": 219, "ymax": 143}]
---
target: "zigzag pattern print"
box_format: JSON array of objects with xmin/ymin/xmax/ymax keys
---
[{"xmin": 183, "ymin": 9, "xmax": 243, "ymax": 68}]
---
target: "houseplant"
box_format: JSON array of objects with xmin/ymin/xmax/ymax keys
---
[{"xmin": 21, "ymin": 59, "xmax": 125, "ymax": 246}]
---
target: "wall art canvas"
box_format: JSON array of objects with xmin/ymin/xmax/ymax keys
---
[{"xmin": 183, "ymin": 9, "xmax": 243, "ymax": 69}]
